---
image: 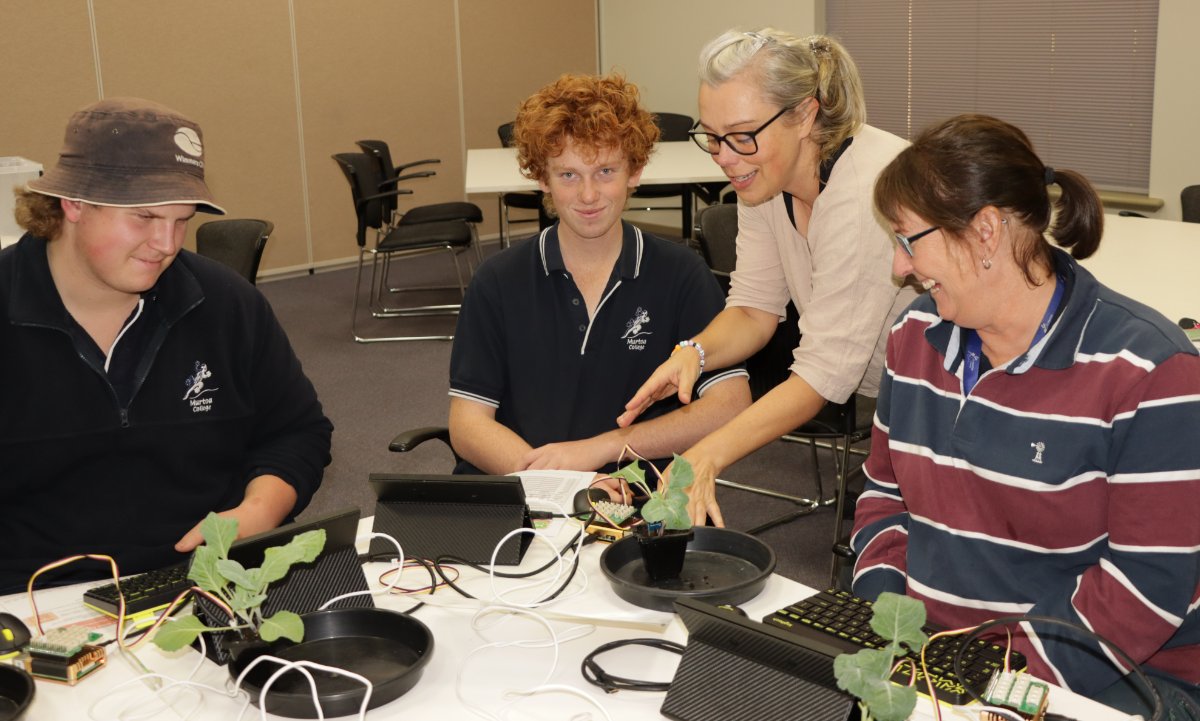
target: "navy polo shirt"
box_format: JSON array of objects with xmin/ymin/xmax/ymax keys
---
[{"xmin": 449, "ymin": 221, "xmax": 746, "ymax": 473}]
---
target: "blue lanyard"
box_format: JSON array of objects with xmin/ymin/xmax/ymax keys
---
[{"xmin": 962, "ymin": 272, "xmax": 1066, "ymax": 395}]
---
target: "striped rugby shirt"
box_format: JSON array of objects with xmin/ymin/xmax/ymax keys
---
[{"xmin": 851, "ymin": 248, "xmax": 1200, "ymax": 695}]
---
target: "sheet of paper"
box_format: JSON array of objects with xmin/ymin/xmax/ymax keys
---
[
  {"xmin": 513, "ymin": 469, "xmax": 596, "ymax": 535},
  {"xmin": 0, "ymin": 582, "xmax": 115, "ymax": 640}
]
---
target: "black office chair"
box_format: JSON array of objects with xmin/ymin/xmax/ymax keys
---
[
  {"xmin": 496, "ymin": 122, "xmax": 551, "ymax": 247},
  {"xmin": 1182, "ymin": 185, "xmax": 1200, "ymax": 224},
  {"xmin": 388, "ymin": 426, "xmax": 462, "ymax": 465},
  {"xmin": 355, "ymin": 139, "xmax": 485, "ymax": 268},
  {"xmin": 332, "ymin": 151, "xmax": 476, "ymax": 343},
  {"xmin": 195, "ymin": 218, "xmax": 273, "ymax": 285},
  {"xmin": 695, "ymin": 203, "xmax": 874, "ymax": 584},
  {"xmin": 629, "ymin": 112, "xmax": 696, "ymax": 240}
]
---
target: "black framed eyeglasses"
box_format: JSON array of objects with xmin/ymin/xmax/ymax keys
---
[
  {"xmin": 688, "ymin": 105, "xmax": 794, "ymax": 156},
  {"xmin": 894, "ymin": 226, "xmax": 939, "ymax": 256}
]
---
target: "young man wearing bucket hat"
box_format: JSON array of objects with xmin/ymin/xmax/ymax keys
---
[{"xmin": 0, "ymin": 98, "xmax": 333, "ymax": 592}]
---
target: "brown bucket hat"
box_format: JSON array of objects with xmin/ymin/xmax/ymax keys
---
[{"xmin": 27, "ymin": 97, "xmax": 226, "ymax": 214}]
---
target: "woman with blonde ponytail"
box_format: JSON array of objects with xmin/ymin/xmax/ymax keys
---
[{"xmin": 620, "ymin": 28, "xmax": 914, "ymax": 527}]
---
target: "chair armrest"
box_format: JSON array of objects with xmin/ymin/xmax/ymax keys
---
[
  {"xmin": 831, "ymin": 543, "xmax": 857, "ymax": 592},
  {"xmin": 389, "ymin": 426, "xmax": 452, "ymax": 453},
  {"xmin": 357, "ymin": 189, "xmax": 414, "ymax": 210},
  {"xmin": 393, "ymin": 158, "xmax": 442, "ymax": 173},
  {"xmin": 378, "ymin": 171, "xmax": 437, "ymax": 191}
]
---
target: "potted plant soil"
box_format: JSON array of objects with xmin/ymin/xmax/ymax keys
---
[{"xmin": 610, "ymin": 452, "xmax": 696, "ymax": 582}]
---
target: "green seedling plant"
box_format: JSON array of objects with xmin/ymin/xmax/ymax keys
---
[
  {"xmin": 152, "ymin": 513, "xmax": 326, "ymax": 653},
  {"xmin": 832, "ymin": 592, "xmax": 929, "ymax": 721},
  {"xmin": 609, "ymin": 452, "xmax": 694, "ymax": 532}
]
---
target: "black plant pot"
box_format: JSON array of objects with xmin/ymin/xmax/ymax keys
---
[
  {"xmin": 228, "ymin": 607, "xmax": 433, "ymax": 719},
  {"xmin": 635, "ymin": 525, "xmax": 695, "ymax": 581},
  {"xmin": 224, "ymin": 628, "xmax": 271, "ymax": 666}
]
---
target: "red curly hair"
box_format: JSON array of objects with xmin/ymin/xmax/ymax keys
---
[{"xmin": 513, "ymin": 73, "xmax": 660, "ymax": 184}]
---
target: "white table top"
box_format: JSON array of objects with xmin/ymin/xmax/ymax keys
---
[
  {"xmin": 2, "ymin": 519, "xmax": 1133, "ymax": 721},
  {"xmin": 1079, "ymin": 213, "xmax": 1200, "ymax": 325},
  {"xmin": 466, "ymin": 142, "xmax": 728, "ymax": 194}
]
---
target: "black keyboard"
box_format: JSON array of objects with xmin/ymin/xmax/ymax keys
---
[
  {"xmin": 763, "ymin": 588, "xmax": 1025, "ymax": 705},
  {"xmin": 82, "ymin": 564, "xmax": 193, "ymax": 617}
]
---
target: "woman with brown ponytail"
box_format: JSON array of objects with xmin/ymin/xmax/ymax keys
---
[
  {"xmin": 620, "ymin": 28, "xmax": 915, "ymax": 527},
  {"xmin": 852, "ymin": 114, "xmax": 1200, "ymax": 716}
]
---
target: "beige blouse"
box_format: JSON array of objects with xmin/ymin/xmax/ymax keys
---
[{"xmin": 726, "ymin": 124, "xmax": 918, "ymax": 403}]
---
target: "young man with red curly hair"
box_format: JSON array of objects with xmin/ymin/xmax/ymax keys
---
[{"xmin": 448, "ymin": 73, "xmax": 750, "ymax": 476}]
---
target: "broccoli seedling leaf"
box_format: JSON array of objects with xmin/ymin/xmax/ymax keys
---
[
  {"xmin": 834, "ymin": 647, "xmax": 894, "ymax": 698},
  {"xmin": 259, "ymin": 610, "xmax": 305, "ymax": 644},
  {"xmin": 199, "ymin": 513, "xmax": 238, "ymax": 559},
  {"xmin": 259, "ymin": 529, "xmax": 325, "ymax": 585},
  {"xmin": 859, "ymin": 677, "xmax": 917, "ymax": 721},
  {"xmin": 188, "ymin": 545, "xmax": 224, "ymax": 593},
  {"xmin": 152, "ymin": 614, "xmax": 210, "ymax": 652},
  {"xmin": 668, "ymin": 453, "xmax": 694, "ymax": 491},
  {"xmin": 216, "ymin": 559, "xmax": 261, "ymax": 593},
  {"xmin": 870, "ymin": 592, "xmax": 928, "ymax": 653}
]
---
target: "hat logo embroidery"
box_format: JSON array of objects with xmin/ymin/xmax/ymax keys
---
[
  {"xmin": 174, "ymin": 127, "xmax": 203, "ymax": 157},
  {"xmin": 173, "ymin": 126, "xmax": 205, "ymax": 168},
  {"xmin": 622, "ymin": 307, "xmax": 651, "ymax": 351},
  {"xmin": 183, "ymin": 361, "xmax": 219, "ymax": 413}
]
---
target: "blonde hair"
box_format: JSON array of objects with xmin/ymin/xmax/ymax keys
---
[
  {"xmin": 14, "ymin": 188, "xmax": 63, "ymax": 239},
  {"xmin": 698, "ymin": 28, "xmax": 865, "ymax": 162}
]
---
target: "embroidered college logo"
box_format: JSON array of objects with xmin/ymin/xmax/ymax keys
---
[
  {"xmin": 174, "ymin": 127, "xmax": 203, "ymax": 156},
  {"xmin": 182, "ymin": 361, "xmax": 219, "ymax": 412},
  {"xmin": 622, "ymin": 307, "xmax": 651, "ymax": 351},
  {"xmin": 1030, "ymin": 441, "xmax": 1045, "ymax": 464}
]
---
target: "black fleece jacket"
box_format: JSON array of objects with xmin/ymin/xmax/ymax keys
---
[{"xmin": 0, "ymin": 235, "xmax": 333, "ymax": 592}]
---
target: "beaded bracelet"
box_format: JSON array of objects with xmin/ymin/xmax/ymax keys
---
[{"xmin": 673, "ymin": 339, "xmax": 705, "ymax": 372}]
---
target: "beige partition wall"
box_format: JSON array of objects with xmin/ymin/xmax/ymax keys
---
[
  {"xmin": 0, "ymin": 1, "xmax": 598, "ymax": 274},
  {"xmin": 598, "ymin": 0, "xmax": 819, "ymax": 118}
]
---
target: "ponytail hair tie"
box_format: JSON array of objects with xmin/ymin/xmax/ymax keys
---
[
  {"xmin": 743, "ymin": 31, "xmax": 771, "ymax": 54},
  {"xmin": 1044, "ymin": 166, "xmax": 1056, "ymax": 186}
]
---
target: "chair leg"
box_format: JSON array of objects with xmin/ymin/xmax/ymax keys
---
[
  {"xmin": 809, "ymin": 441, "xmax": 825, "ymax": 504},
  {"xmin": 818, "ymin": 438, "xmax": 842, "ymax": 507},
  {"xmin": 717, "ymin": 479, "xmax": 822, "ymax": 536},
  {"xmin": 351, "ymin": 247, "xmax": 456, "ymax": 343},
  {"xmin": 732, "ymin": 432, "xmax": 853, "ymax": 537},
  {"xmin": 469, "ymin": 225, "xmax": 484, "ymax": 268},
  {"xmin": 449, "ymin": 246, "xmax": 467, "ymax": 297},
  {"xmin": 499, "ymin": 196, "xmax": 509, "ymax": 250},
  {"xmin": 682, "ymin": 187, "xmax": 694, "ymax": 241},
  {"xmin": 367, "ymin": 236, "xmax": 466, "ymax": 314},
  {"xmin": 829, "ymin": 439, "xmax": 857, "ymax": 587}
]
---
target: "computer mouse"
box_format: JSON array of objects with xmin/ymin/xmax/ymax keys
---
[
  {"xmin": 573, "ymin": 487, "xmax": 610, "ymax": 514},
  {"xmin": 0, "ymin": 613, "xmax": 31, "ymax": 655}
]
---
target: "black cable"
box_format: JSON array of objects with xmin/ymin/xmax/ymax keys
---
[
  {"xmin": 356, "ymin": 551, "xmax": 440, "ymax": 615},
  {"xmin": 399, "ymin": 556, "xmax": 438, "ymax": 615},
  {"xmin": 581, "ymin": 638, "xmax": 686, "ymax": 693},
  {"xmin": 436, "ymin": 529, "xmax": 583, "ymax": 579},
  {"xmin": 360, "ymin": 516, "xmax": 600, "ymax": 604},
  {"xmin": 431, "ymin": 530, "xmax": 594, "ymax": 602},
  {"xmin": 951, "ymin": 614, "xmax": 1169, "ymax": 721}
]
